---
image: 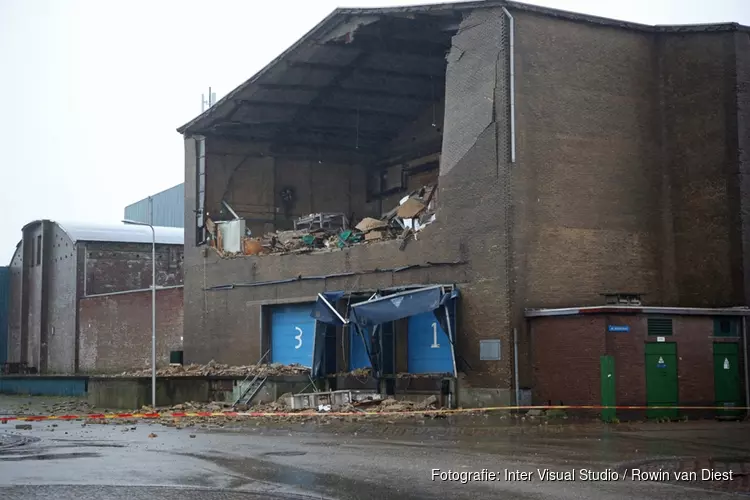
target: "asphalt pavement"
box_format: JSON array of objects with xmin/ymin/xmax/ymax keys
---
[{"xmin": 1, "ymin": 396, "xmax": 749, "ymax": 499}]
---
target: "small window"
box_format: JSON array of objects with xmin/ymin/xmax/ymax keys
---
[
  {"xmin": 713, "ymin": 318, "xmax": 738, "ymax": 337},
  {"xmin": 480, "ymin": 339, "xmax": 501, "ymax": 361},
  {"xmin": 36, "ymin": 235, "xmax": 42, "ymax": 265},
  {"xmin": 647, "ymin": 318, "xmax": 673, "ymax": 336}
]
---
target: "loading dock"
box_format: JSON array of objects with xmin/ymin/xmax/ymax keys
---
[
  {"xmin": 407, "ymin": 312, "xmax": 453, "ymax": 374},
  {"xmin": 270, "ymin": 303, "xmax": 316, "ymax": 367}
]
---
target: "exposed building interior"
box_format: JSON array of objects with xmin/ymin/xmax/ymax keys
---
[{"xmin": 180, "ymin": 11, "xmax": 465, "ymax": 255}]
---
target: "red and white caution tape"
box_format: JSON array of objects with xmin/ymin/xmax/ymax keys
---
[{"xmin": 0, "ymin": 405, "xmax": 748, "ymax": 423}]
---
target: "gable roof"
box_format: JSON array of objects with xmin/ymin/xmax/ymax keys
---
[
  {"xmin": 176, "ymin": 0, "xmax": 748, "ymax": 137},
  {"xmin": 22, "ymin": 220, "xmax": 184, "ymax": 246}
]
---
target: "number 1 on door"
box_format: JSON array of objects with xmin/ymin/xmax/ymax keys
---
[{"xmin": 431, "ymin": 322, "xmax": 440, "ymax": 348}]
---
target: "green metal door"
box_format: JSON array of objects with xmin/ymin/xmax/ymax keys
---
[
  {"xmin": 600, "ymin": 356, "xmax": 616, "ymax": 422},
  {"xmin": 645, "ymin": 343, "xmax": 678, "ymax": 419},
  {"xmin": 713, "ymin": 343, "xmax": 743, "ymax": 418}
]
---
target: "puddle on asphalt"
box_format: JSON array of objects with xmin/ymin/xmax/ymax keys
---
[
  {"xmin": 262, "ymin": 451, "xmax": 308, "ymax": 457},
  {"xmin": 46, "ymin": 440, "xmax": 126, "ymax": 448},
  {"xmin": 174, "ymin": 451, "xmax": 437, "ymax": 500}
]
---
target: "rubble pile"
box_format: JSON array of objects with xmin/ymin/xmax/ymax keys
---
[
  {"xmin": 209, "ymin": 184, "xmax": 438, "ymax": 257},
  {"xmin": 335, "ymin": 368, "xmax": 448, "ymax": 380},
  {"xmin": 108, "ymin": 360, "xmax": 310, "ymax": 378},
  {"xmin": 352, "ymin": 395, "xmax": 439, "ymax": 413}
]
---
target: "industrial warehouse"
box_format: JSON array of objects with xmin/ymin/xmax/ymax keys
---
[
  {"xmin": 0, "ymin": 0, "xmax": 747, "ymax": 420},
  {"xmin": 175, "ymin": 1, "xmax": 750, "ymax": 414}
]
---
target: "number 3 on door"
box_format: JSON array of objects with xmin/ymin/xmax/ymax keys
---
[
  {"xmin": 431, "ymin": 322, "xmax": 440, "ymax": 348},
  {"xmin": 294, "ymin": 327, "xmax": 303, "ymax": 349}
]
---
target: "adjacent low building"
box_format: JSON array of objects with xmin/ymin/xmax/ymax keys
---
[
  {"xmin": 6, "ymin": 220, "xmax": 185, "ymax": 374},
  {"xmin": 175, "ymin": 1, "xmax": 749, "ymax": 411},
  {"xmin": 528, "ymin": 302, "xmax": 749, "ymax": 419}
]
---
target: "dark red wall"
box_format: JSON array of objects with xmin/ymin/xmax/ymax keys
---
[{"xmin": 531, "ymin": 314, "xmax": 746, "ymax": 410}]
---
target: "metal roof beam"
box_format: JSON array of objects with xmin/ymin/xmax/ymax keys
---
[
  {"xmin": 325, "ymin": 40, "xmax": 450, "ymax": 59},
  {"xmin": 235, "ymin": 99, "xmax": 414, "ymax": 118},
  {"xmin": 286, "ymin": 61, "xmax": 443, "ymax": 81},
  {"xmin": 257, "ymin": 83, "xmax": 439, "ymax": 102},
  {"xmin": 213, "ymin": 122, "xmax": 396, "ymax": 140}
]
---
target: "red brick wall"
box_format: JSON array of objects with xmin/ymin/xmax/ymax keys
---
[
  {"xmin": 78, "ymin": 287, "xmax": 183, "ymax": 373},
  {"xmin": 83, "ymin": 242, "xmax": 184, "ymax": 296},
  {"xmin": 530, "ymin": 316, "xmax": 606, "ymax": 406},
  {"xmin": 531, "ymin": 314, "xmax": 746, "ymax": 408}
]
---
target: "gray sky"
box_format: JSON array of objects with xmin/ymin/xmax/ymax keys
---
[{"xmin": 1, "ymin": 0, "xmax": 748, "ymax": 264}]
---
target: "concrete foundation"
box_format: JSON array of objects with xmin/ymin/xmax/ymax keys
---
[
  {"xmin": 457, "ymin": 385, "xmax": 512, "ymax": 408},
  {"xmin": 87, "ymin": 375, "xmax": 316, "ymax": 409}
]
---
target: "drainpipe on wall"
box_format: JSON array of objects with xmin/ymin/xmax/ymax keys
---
[
  {"xmin": 501, "ymin": 7, "xmax": 516, "ymax": 164},
  {"xmin": 744, "ymin": 316, "xmax": 750, "ymax": 419},
  {"xmin": 83, "ymin": 244, "xmax": 88, "ymax": 297},
  {"xmin": 513, "ymin": 327, "xmax": 520, "ymax": 406}
]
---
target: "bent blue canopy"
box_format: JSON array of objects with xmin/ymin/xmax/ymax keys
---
[
  {"xmin": 310, "ymin": 286, "xmax": 459, "ymax": 379},
  {"xmin": 349, "ymin": 286, "xmax": 458, "ymax": 327},
  {"xmin": 310, "ymin": 291, "xmax": 347, "ymax": 326}
]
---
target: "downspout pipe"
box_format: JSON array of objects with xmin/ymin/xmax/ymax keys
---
[
  {"xmin": 744, "ymin": 316, "xmax": 749, "ymax": 419},
  {"xmin": 513, "ymin": 327, "xmax": 520, "ymax": 407},
  {"xmin": 502, "ymin": 6, "xmax": 516, "ymax": 164}
]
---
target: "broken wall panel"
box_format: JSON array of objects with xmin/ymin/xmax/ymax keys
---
[{"xmin": 440, "ymin": 10, "xmax": 504, "ymax": 177}]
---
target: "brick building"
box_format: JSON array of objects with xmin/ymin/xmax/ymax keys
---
[
  {"xmin": 6, "ymin": 220, "xmax": 184, "ymax": 374},
  {"xmin": 176, "ymin": 1, "xmax": 749, "ymax": 408}
]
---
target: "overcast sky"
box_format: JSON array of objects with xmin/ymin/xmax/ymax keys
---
[{"xmin": 0, "ymin": 0, "xmax": 747, "ymax": 263}]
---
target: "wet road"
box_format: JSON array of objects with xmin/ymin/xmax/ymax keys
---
[{"xmin": 1, "ymin": 401, "xmax": 749, "ymax": 499}]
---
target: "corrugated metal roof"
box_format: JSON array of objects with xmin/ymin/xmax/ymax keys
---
[
  {"xmin": 19, "ymin": 220, "xmax": 184, "ymax": 245},
  {"xmin": 57, "ymin": 221, "xmax": 183, "ymax": 245}
]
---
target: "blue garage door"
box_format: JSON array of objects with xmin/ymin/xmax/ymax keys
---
[
  {"xmin": 349, "ymin": 327, "xmax": 372, "ymax": 370},
  {"xmin": 271, "ymin": 303, "xmax": 316, "ymax": 367},
  {"xmin": 407, "ymin": 312, "xmax": 453, "ymax": 374}
]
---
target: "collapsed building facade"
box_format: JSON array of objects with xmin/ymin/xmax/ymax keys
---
[
  {"xmin": 5, "ymin": 221, "xmax": 185, "ymax": 375},
  {"xmin": 178, "ymin": 1, "xmax": 750, "ymax": 410}
]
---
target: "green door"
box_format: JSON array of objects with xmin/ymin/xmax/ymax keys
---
[
  {"xmin": 645, "ymin": 343, "xmax": 679, "ymax": 419},
  {"xmin": 713, "ymin": 343, "xmax": 743, "ymax": 418}
]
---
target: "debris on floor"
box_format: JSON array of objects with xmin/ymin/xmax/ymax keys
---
[
  {"xmin": 207, "ymin": 184, "xmax": 437, "ymax": 258},
  {"xmin": 108, "ymin": 360, "xmax": 310, "ymax": 378},
  {"xmin": 336, "ymin": 368, "xmax": 450, "ymax": 380}
]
